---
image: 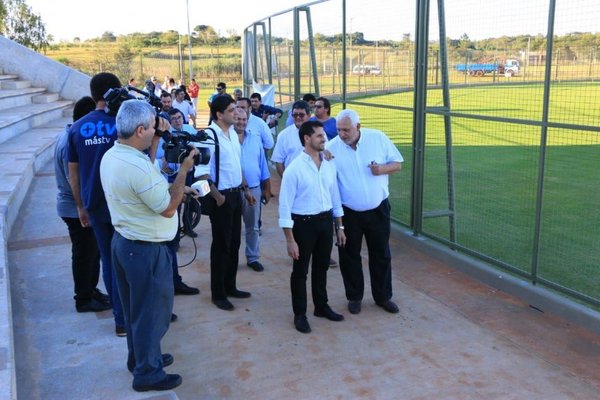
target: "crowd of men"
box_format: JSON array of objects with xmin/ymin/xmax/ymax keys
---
[{"xmin": 55, "ymin": 72, "xmax": 403, "ymax": 392}]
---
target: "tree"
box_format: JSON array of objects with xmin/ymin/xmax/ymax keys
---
[
  {"xmin": 113, "ymin": 44, "xmax": 136, "ymax": 84},
  {"xmin": 1, "ymin": 0, "xmax": 48, "ymax": 51},
  {"xmin": 193, "ymin": 24, "xmax": 217, "ymax": 45},
  {"xmin": 100, "ymin": 31, "xmax": 117, "ymax": 42}
]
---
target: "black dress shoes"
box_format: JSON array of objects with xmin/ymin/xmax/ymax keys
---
[
  {"xmin": 376, "ymin": 300, "xmax": 400, "ymax": 314},
  {"xmin": 348, "ymin": 301, "xmax": 362, "ymax": 315},
  {"xmin": 171, "ymin": 313, "xmax": 178, "ymax": 322},
  {"xmin": 133, "ymin": 373, "xmax": 182, "ymax": 392},
  {"xmin": 294, "ymin": 315, "xmax": 311, "ymax": 333},
  {"xmin": 212, "ymin": 298, "xmax": 234, "ymax": 311},
  {"xmin": 314, "ymin": 305, "xmax": 344, "ymax": 321},
  {"xmin": 92, "ymin": 289, "xmax": 110, "ymax": 304},
  {"xmin": 226, "ymin": 289, "xmax": 251, "ymax": 298},
  {"xmin": 174, "ymin": 282, "xmax": 200, "ymax": 295},
  {"xmin": 76, "ymin": 298, "xmax": 112, "ymax": 313},
  {"xmin": 247, "ymin": 261, "xmax": 264, "ymax": 272},
  {"xmin": 128, "ymin": 353, "xmax": 174, "ymax": 372}
]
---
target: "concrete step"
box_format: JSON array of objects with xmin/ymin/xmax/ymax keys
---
[
  {"xmin": 32, "ymin": 92, "xmax": 59, "ymax": 104},
  {"xmin": 0, "ymin": 115, "xmax": 69, "ymax": 237},
  {"xmin": 0, "ymin": 74, "xmax": 18, "ymax": 81},
  {"xmin": 0, "ymin": 87, "xmax": 47, "ymax": 110},
  {"xmin": 0, "ymin": 100, "xmax": 72, "ymax": 144},
  {"xmin": 1, "ymin": 79, "xmax": 31, "ymax": 90}
]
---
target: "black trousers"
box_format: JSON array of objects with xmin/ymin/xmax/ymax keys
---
[
  {"xmin": 208, "ymin": 190, "xmax": 242, "ymax": 300},
  {"xmin": 338, "ymin": 199, "xmax": 393, "ymax": 303},
  {"xmin": 290, "ymin": 214, "xmax": 333, "ymax": 316},
  {"xmin": 62, "ymin": 217, "xmax": 100, "ymax": 305}
]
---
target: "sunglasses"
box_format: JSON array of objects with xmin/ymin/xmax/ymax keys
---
[
  {"xmin": 216, "ymin": 87, "xmax": 223, "ymax": 91},
  {"xmin": 292, "ymin": 113, "xmax": 307, "ymax": 119}
]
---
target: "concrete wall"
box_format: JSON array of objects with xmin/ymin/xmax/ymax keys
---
[
  {"xmin": 0, "ymin": 36, "xmax": 90, "ymax": 101},
  {"xmin": 0, "ymin": 36, "xmax": 91, "ymax": 400}
]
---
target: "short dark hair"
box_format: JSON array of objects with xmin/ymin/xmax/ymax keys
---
[
  {"xmin": 302, "ymin": 93, "xmax": 316, "ymax": 102},
  {"xmin": 292, "ymin": 100, "xmax": 310, "ymax": 114},
  {"xmin": 237, "ymin": 97, "xmax": 251, "ymax": 107},
  {"xmin": 316, "ymin": 96, "xmax": 332, "ymax": 116},
  {"xmin": 167, "ymin": 107, "xmax": 185, "ymax": 123},
  {"xmin": 250, "ymin": 92, "xmax": 262, "ymax": 101},
  {"xmin": 210, "ymin": 95, "xmax": 236, "ymax": 121},
  {"xmin": 298, "ymin": 120, "xmax": 324, "ymax": 146},
  {"xmin": 174, "ymin": 88, "xmax": 185, "ymax": 97},
  {"xmin": 90, "ymin": 72, "xmax": 121, "ymax": 103},
  {"xmin": 217, "ymin": 82, "xmax": 226, "ymax": 89},
  {"xmin": 160, "ymin": 91, "xmax": 172, "ymax": 99},
  {"xmin": 72, "ymin": 96, "xmax": 95, "ymax": 122}
]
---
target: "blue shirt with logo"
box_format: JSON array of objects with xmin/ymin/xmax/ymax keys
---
[{"xmin": 67, "ymin": 109, "xmax": 117, "ymax": 219}]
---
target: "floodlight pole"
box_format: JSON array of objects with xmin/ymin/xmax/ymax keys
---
[{"xmin": 186, "ymin": 0, "xmax": 193, "ymax": 80}]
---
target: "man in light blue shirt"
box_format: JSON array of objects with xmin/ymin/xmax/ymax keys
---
[{"xmin": 235, "ymin": 111, "xmax": 271, "ymax": 272}]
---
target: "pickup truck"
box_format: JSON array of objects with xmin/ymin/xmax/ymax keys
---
[{"xmin": 454, "ymin": 59, "xmax": 520, "ymax": 77}]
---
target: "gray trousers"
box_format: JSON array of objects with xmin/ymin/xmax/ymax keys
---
[{"xmin": 241, "ymin": 186, "xmax": 262, "ymax": 263}]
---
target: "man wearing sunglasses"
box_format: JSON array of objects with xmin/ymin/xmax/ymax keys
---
[
  {"xmin": 271, "ymin": 100, "xmax": 312, "ymax": 177},
  {"xmin": 207, "ymin": 82, "xmax": 227, "ymax": 124}
]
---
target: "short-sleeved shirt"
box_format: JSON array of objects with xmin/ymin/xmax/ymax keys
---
[
  {"xmin": 67, "ymin": 109, "xmax": 117, "ymax": 219},
  {"xmin": 247, "ymin": 114, "xmax": 274, "ymax": 150},
  {"xmin": 100, "ymin": 141, "xmax": 177, "ymax": 242},
  {"xmin": 326, "ymin": 128, "xmax": 404, "ymax": 211},
  {"xmin": 270, "ymin": 124, "xmax": 302, "ymax": 168},
  {"xmin": 55, "ymin": 125, "xmax": 78, "ymax": 218},
  {"xmin": 310, "ymin": 116, "xmax": 337, "ymax": 140}
]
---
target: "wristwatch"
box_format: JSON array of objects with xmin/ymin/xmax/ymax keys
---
[{"xmin": 336, "ymin": 225, "xmax": 345, "ymax": 230}]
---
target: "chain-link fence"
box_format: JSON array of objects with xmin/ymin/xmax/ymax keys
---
[{"xmin": 244, "ymin": 0, "xmax": 600, "ymax": 308}]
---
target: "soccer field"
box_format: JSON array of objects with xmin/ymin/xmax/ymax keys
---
[{"xmin": 331, "ymin": 82, "xmax": 600, "ymax": 305}]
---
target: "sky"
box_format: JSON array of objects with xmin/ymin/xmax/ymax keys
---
[
  {"xmin": 26, "ymin": 0, "xmax": 309, "ymax": 42},
  {"xmin": 26, "ymin": 0, "xmax": 600, "ymax": 43}
]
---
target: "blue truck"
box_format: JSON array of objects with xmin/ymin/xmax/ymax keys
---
[{"xmin": 454, "ymin": 59, "xmax": 520, "ymax": 77}]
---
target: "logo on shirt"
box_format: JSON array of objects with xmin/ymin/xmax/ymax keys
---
[{"xmin": 80, "ymin": 121, "xmax": 117, "ymax": 146}]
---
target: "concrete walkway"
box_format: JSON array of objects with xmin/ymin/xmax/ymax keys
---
[{"xmin": 7, "ymin": 161, "xmax": 600, "ymax": 400}]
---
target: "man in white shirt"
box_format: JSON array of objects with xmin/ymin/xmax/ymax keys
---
[
  {"xmin": 278, "ymin": 120, "xmax": 346, "ymax": 334},
  {"xmin": 172, "ymin": 88, "xmax": 196, "ymax": 128},
  {"xmin": 325, "ymin": 109, "xmax": 403, "ymax": 315},
  {"xmin": 100, "ymin": 99, "xmax": 198, "ymax": 392},
  {"xmin": 199, "ymin": 96, "xmax": 256, "ymax": 311},
  {"xmin": 271, "ymin": 100, "xmax": 312, "ymax": 177}
]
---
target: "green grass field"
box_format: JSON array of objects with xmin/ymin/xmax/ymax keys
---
[{"xmin": 330, "ymin": 82, "xmax": 600, "ymax": 304}]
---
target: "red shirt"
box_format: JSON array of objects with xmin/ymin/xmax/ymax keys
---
[{"xmin": 188, "ymin": 81, "xmax": 199, "ymax": 98}]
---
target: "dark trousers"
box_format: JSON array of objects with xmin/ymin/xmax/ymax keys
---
[
  {"xmin": 166, "ymin": 236, "xmax": 183, "ymax": 287},
  {"xmin": 61, "ymin": 217, "xmax": 101, "ymax": 306},
  {"xmin": 338, "ymin": 199, "xmax": 393, "ymax": 303},
  {"xmin": 112, "ymin": 233, "xmax": 173, "ymax": 386},
  {"xmin": 208, "ymin": 190, "xmax": 242, "ymax": 300},
  {"xmin": 290, "ymin": 215, "xmax": 333, "ymax": 316},
  {"xmin": 88, "ymin": 212, "xmax": 125, "ymax": 327}
]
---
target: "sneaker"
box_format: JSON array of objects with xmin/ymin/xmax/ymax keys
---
[
  {"xmin": 329, "ymin": 258, "xmax": 338, "ymax": 268},
  {"xmin": 76, "ymin": 298, "xmax": 112, "ymax": 313},
  {"xmin": 115, "ymin": 326, "xmax": 127, "ymax": 337}
]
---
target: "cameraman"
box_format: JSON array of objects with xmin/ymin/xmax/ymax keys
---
[{"xmin": 100, "ymin": 99, "xmax": 197, "ymax": 392}]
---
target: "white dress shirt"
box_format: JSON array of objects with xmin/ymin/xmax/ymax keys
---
[
  {"xmin": 278, "ymin": 151, "xmax": 344, "ymax": 228},
  {"xmin": 326, "ymin": 128, "xmax": 403, "ymax": 211},
  {"xmin": 272, "ymin": 123, "xmax": 328, "ymax": 168},
  {"xmin": 206, "ymin": 123, "xmax": 243, "ymax": 190}
]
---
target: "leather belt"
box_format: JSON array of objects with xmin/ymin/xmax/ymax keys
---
[{"xmin": 291, "ymin": 210, "xmax": 333, "ymax": 221}]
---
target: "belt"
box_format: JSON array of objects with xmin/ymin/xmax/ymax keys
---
[
  {"xmin": 131, "ymin": 239, "xmax": 169, "ymax": 246},
  {"xmin": 220, "ymin": 186, "xmax": 243, "ymax": 193},
  {"xmin": 291, "ymin": 210, "xmax": 332, "ymax": 221}
]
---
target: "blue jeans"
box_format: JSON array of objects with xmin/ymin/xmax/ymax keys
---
[
  {"xmin": 112, "ymin": 232, "xmax": 174, "ymax": 386},
  {"xmin": 241, "ymin": 186, "xmax": 262, "ymax": 263}
]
